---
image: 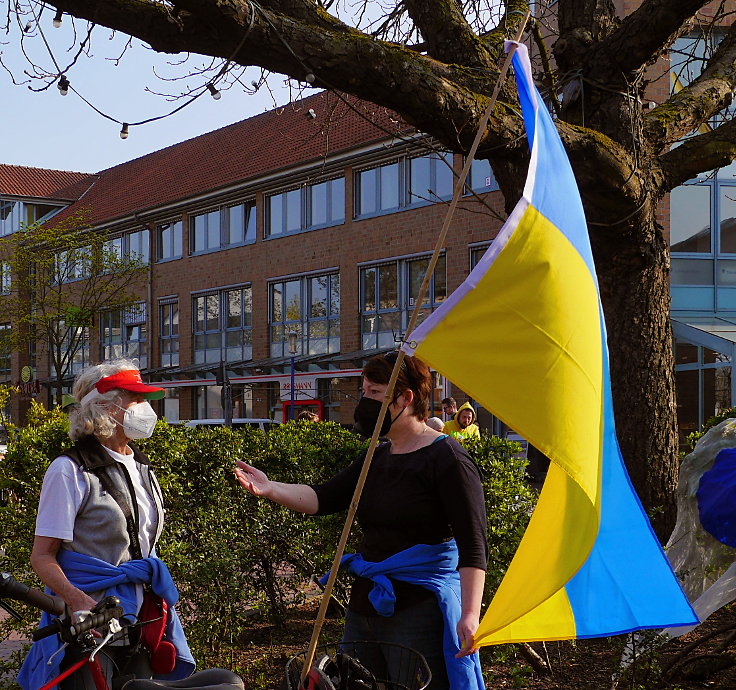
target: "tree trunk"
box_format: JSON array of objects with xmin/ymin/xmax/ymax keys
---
[{"xmin": 593, "ymin": 207, "xmax": 678, "ymax": 540}]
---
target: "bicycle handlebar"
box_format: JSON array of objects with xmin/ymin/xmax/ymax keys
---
[
  {"xmin": 32, "ymin": 597, "xmax": 123, "ymax": 642},
  {"xmin": 0, "ymin": 572, "xmax": 65, "ymax": 616}
]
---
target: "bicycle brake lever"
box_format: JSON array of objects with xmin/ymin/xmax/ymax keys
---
[
  {"xmin": 47, "ymin": 642, "xmax": 68, "ymax": 666},
  {"xmin": 89, "ymin": 618, "xmax": 122, "ymax": 661}
]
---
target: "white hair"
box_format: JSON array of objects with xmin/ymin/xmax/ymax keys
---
[{"xmin": 68, "ymin": 359, "xmax": 140, "ymax": 441}]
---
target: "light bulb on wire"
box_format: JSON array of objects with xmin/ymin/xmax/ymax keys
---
[
  {"xmin": 207, "ymin": 83, "xmax": 222, "ymax": 100},
  {"xmin": 304, "ymin": 72, "xmax": 315, "ymax": 84},
  {"xmin": 57, "ymin": 75, "xmax": 69, "ymax": 96},
  {"xmin": 52, "ymin": 9, "xmax": 63, "ymax": 28},
  {"xmin": 119, "ymin": 123, "xmax": 129, "ymax": 140}
]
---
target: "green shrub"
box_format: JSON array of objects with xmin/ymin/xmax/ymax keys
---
[
  {"xmin": 685, "ymin": 405, "xmax": 736, "ymax": 451},
  {"xmin": 0, "ymin": 415, "xmax": 533, "ymax": 678}
]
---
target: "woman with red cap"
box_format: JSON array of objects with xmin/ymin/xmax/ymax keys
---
[{"xmin": 19, "ymin": 360, "xmax": 194, "ymax": 690}]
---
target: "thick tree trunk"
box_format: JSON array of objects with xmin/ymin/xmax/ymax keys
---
[{"xmin": 593, "ymin": 208, "xmax": 678, "ymax": 540}]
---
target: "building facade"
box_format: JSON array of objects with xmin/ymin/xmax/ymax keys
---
[{"xmin": 0, "ymin": 93, "xmax": 504, "ymax": 426}]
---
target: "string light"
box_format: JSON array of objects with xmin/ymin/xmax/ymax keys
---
[
  {"xmin": 57, "ymin": 75, "xmax": 69, "ymax": 96},
  {"xmin": 24, "ymin": 21, "xmax": 33, "ymax": 33},
  {"xmin": 206, "ymin": 83, "xmax": 222, "ymax": 100},
  {"xmin": 304, "ymin": 72, "xmax": 315, "ymax": 84},
  {"xmin": 119, "ymin": 123, "xmax": 129, "ymax": 139},
  {"xmin": 52, "ymin": 9, "xmax": 63, "ymax": 28}
]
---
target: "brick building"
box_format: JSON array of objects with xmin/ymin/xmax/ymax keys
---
[{"xmin": 0, "ymin": 92, "xmax": 505, "ymax": 427}]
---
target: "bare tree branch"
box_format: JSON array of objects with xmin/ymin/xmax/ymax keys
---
[
  {"xmin": 585, "ymin": 0, "xmax": 707, "ymax": 79},
  {"xmin": 645, "ymin": 24, "xmax": 736, "ymax": 149},
  {"xmin": 402, "ymin": 0, "xmax": 494, "ymax": 69},
  {"xmin": 658, "ymin": 118, "xmax": 736, "ymax": 188}
]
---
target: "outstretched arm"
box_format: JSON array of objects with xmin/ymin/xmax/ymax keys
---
[{"xmin": 234, "ymin": 460, "xmax": 319, "ymax": 514}]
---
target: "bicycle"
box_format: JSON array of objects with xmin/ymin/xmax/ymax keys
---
[
  {"xmin": 285, "ymin": 641, "xmax": 431, "ymax": 690},
  {"xmin": 0, "ymin": 572, "xmax": 243, "ymax": 690}
]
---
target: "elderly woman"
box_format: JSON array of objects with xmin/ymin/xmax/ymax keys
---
[
  {"xmin": 235, "ymin": 352, "xmax": 487, "ymax": 690},
  {"xmin": 19, "ymin": 360, "xmax": 194, "ymax": 690}
]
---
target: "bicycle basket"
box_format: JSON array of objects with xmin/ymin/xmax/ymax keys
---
[{"xmin": 285, "ymin": 641, "xmax": 431, "ymax": 690}]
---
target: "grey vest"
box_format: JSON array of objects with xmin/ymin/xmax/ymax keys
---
[{"xmin": 60, "ymin": 436, "xmax": 164, "ymax": 567}]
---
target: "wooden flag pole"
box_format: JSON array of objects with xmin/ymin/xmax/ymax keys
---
[{"xmin": 299, "ymin": 11, "xmax": 531, "ymax": 684}]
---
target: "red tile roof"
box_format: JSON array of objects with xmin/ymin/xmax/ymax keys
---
[
  {"xmin": 54, "ymin": 91, "xmax": 410, "ymax": 227},
  {"xmin": 0, "ymin": 164, "xmax": 93, "ymax": 200}
]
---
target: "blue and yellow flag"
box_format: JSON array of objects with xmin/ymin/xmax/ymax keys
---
[{"xmin": 401, "ymin": 42, "xmax": 698, "ymax": 644}]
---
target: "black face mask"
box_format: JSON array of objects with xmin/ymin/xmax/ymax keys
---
[{"xmin": 353, "ymin": 396, "xmax": 404, "ymax": 437}]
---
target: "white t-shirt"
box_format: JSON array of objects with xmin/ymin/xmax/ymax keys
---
[{"xmin": 36, "ymin": 447, "xmax": 158, "ymax": 557}]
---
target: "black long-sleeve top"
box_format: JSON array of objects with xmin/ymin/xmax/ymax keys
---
[{"xmin": 312, "ymin": 435, "xmax": 488, "ymax": 614}]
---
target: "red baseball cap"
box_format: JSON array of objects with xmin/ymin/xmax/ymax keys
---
[{"xmin": 95, "ymin": 370, "xmax": 165, "ymax": 400}]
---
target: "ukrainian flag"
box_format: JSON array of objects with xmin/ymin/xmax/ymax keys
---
[{"xmin": 401, "ymin": 42, "xmax": 698, "ymax": 644}]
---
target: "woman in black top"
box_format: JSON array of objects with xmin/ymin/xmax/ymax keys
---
[{"xmin": 235, "ymin": 353, "xmax": 487, "ymax": 690}]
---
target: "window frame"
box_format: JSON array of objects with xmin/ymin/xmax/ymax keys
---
[
  {"xmin": 156, "ymin": 220, "xmax": 183, "ymax": 262},
  {"xmin": 192, "ymin": 285, "xmax": 253, "ymax": 364},
  {"xmin": 100, "ymin": 302, "xmax": 147, "ymax": 368},
  {"xmin": 354, "ymin": 152, "xmax": 456, "ymax": 220},
  {"xmin": 359, "ymin": 253, "xmax": 446, "ymax": 350},
  {"xmin": 189, "ymin": 201, "xmax": 256, "ymax": 255},
  {"xmin": 159, "ymin": 299, "xmax": 179, "ymax": 368},
  {"xmin": 268, "ymin": 272, "xmax": 340, "ymax": 357},
  {"xmin": 265, "ymin": 177, "xmax": 345, "ymax": 238}
]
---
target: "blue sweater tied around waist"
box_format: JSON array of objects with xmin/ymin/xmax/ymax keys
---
[
  {"xmin": 320, "ymin": 539, "xmax": 484, "ymax": 690},
  {"xmin": 18, "ymin": 551, "xmax": 194, "ymax": 690}
]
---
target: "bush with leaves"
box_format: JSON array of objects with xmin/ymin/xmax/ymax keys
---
[
  {"xmin": 0, "ymin": 412, "xmax": 533, "ymax": 678},
  {"xmin": 686, "ymin": 406, "xmax": 736, "ymax": 451}
]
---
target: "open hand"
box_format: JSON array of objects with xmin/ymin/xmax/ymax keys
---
[{"xmin": 234, "ymin": 460, "xmax": 271, "ymax": 497}]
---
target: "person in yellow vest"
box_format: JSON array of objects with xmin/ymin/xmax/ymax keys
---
[{"xmin": 443, "ymin": 402, "xmax": 481, "ymax": 440}]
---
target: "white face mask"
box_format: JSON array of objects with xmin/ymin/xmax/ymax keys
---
[{"xmin": 113, "ymin": 401, "xmax": 158, "ymax": 440}]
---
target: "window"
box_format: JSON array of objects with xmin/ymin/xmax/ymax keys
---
[
  {"xmin": 193, "ymin": 286, "xmax": 252, "ymax": 364},
  {"xmin": 469, "ymin": 158, "xmax": 500, "ymax": 192},
  {"xmin": 0, "ymin": 323, "xmax": 10, "ymax": 374},
  {"xmin": 674, "ymin": 339, "xmax": 731, "ymax": 446},
  {"xmin": 101, "ymin": 302, "xmax": 147, "ymax": 368},
  {"xmin": 355, "ymin": 153, "xmax": 454, "ymax": 218},
  {"xmin": 127, "ymin": 229, "xmax": 149, "ymax": 264},
  {"xmin": 190, "ymin": 202, "xmax": 256, "ymax": 253},
  {"xmin": 269, "ymin": 273, "xmax": 340, "ymax": 357},
  {"xmin": 0, "ymin": 199, "xmax": 63, "ymax": 237},
  {"xmin": 0, "ymin": 262, "xmax": 10, "ymax": 295},
  {"xmin": 57, "ymin": 321, "xmax": 89, "ymax": 376},
  {"xmin": 360, "ymin": 254, "xmax": 446, "ymax": 349},
  {"xmin": 266, "ymin": 178, "xmax": 345, "ymax": 237},
  {"xmin": 157, "ymin": 220, "xmax": 183, "ymax": 261},
  {"xmin": 104, "ymin": 229, "xmax": 150, "ymax": 266},
  {"xmin": 470, "ymin": 244, "xmax": 491, "ymax": 270},
  {"xmin": 0, "ymin": 201, "xmax": 22, "ymax": 237},
  {"xmin": 159, "ymin": 300, "xmax": 179, "ymax": 367},
  {"xmin": 669, "ymin": 34, "xmax": 736, "ymax": 300},
  {"xmin": 409, "ymin": 153, "xmax": 454, "ymax": 203},
  {"xmin": 54, "ymin": 246, "xmax": 92, "ymax": 283}
]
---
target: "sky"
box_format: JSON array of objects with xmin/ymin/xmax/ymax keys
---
[{"xmin": 1, "ymin": 13, "xmax": 298, "ymax": 174}]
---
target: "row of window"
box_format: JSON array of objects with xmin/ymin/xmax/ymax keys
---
[
  {"xmin": 48, "ymin": 157, "xmax": 497, "ymax": 280},
  {"xmin": 45, "ymin": 250, "xmax": 479, "ymax": 374}
]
